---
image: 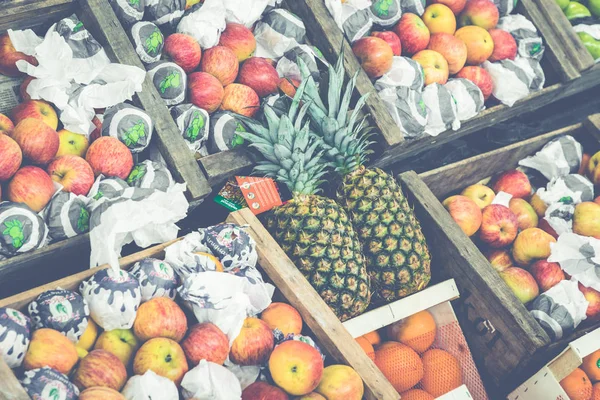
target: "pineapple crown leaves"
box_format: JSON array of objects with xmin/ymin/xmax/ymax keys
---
[
  {"xmin": 297, "ymin": 53, "xmax": 376, "ymax": 176},
  {"xmin": 235, "ymin": 79, "xmax": 331, "ymax": 196}
]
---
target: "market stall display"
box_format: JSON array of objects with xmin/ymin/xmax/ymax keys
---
[{"xmin": 417, "ymin": 113, "xmax": 600, "ymax": 390}]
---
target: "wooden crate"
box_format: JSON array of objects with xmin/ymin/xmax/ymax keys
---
[
  {"xmin": 0, "ymin": 0, "xmax": 211, "ymax": 295},
  {"xmin": 0, "ymin": 208, "xmax": 399, "ymax": 400},
  {"xmin": 508, "ymin": 327, "xmax": 600, "ymax": 400},
  {"xmin": 413, "ymin": 113, "xmax": 600, "ymax": 391}
]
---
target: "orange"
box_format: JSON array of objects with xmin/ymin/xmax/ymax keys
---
[
  {"xmin": 356, "ymin": 336, "xmax": 375, "ymax": 361},
  {"xmin": 400, "ymin": 389, "xmax": 435, "ymax": 400},
  {"xmin": 386, "ymin": 310, "xmax": 436, "ymax": 353},
  {"xmin": 593, "ymin": 383, "xmax": 600, "ymax": 400},
  {"xmin": 363, "ymin": 330, "xmax": 382, "ymax": 347},
  {"xmin": 583, "ymin": 350, "xmax": 600, "ymax": 382},
  {"xmin": 374, "ymin": 341, "xmax": 423, "ymax": 392},
  {"xmin": 421, "ymin": 349, "xmax": 463, "ymax": 397},
  {"xmin": 560, "ymin": 368, "xmax": 593, "ymax": 400}
]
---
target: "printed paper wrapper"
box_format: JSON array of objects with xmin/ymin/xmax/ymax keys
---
[
  {"xmin": 177, "ymin": 0, "xmax": 226, "ymax": 49},
  {"xmin": 87, "ymin": 176, "xmax": 130, "ymax": 204},
  {"xmin": 497, "ymin": 14, "xmax": 545, "ymax": 61},
  {"xmin": 402, "ymin": 0, "xmax": 425, "ymax": 15},
  {"xmin": 170, "ymin": 103, "xmax": 210, "ymax": 155},
  {"xmin": 88, "ymin": 185, "xmax": 188, "ymax": 270},
  {"xmin": 222, "ymin": 0, "xmax": 271, "ymax": 27},
  {"xmin": 130, "ymin": 21, "xmax": 164, "ymax": 64},
  {"xmin": 530, "ymin": 279, "xmax": 588, "ymax": 341},
  {"xmin": 181, "ymin": 360, "xmax": 242, "ymax": 400},
  {"xmin": 374, "ymin": 56, "xmax": 425, "ymax": 92},
  {"xmin": 492, "ymin": 0, "xmax": 515, "ymax": 16},
  {"xmin": 276, "ymin": 44, "xmax": 327, "ymax": 83},
  {"xmin": 122, "ymin": 370, "xmax": 179, "ymax": 400},
  {"xmin": 444, "ymin": 78, "xmax": 485, "ymax": 122},
  {"xmin": 109, "ymin": 0, "xmax": 145, "ymax": 28},
  {"xmin": 254, "ymin": 9, "xmax": 308, "ymax": 59},
  {"xmin": 178, "ymin": 271, "xmax": 272, "ymax": 342},
  {"xmin": 0, "ymin": 202, "xmax": 48, "ymax": 259},
  {"xmin": 519, "ymin": 135, "xmax": 583, "ymax": 180},
  {"xmin": 0, "ymin": 307, "xmax": 32, "ymax": 368},
  {"xmin": 130, "ymin": 258, "xmax": 180, "ymax": 301},
  {"xmin": 548, "ymin": 233, "xmax": 600, "ymax": 292},
  {"xmin": 28, "ymin": 289, "xmax": 89, "ymax": 343},
  {"xmin": 145, "ymin": 0, "xmax": 185, "ymax": 33},
  {"xmin": 21, "ymin": 367, "xmax": 79, "ymax": 400},
  {"xmin": 127, "ymin": 160, "xmax": 175, "ymax": 192},
  {"xmin": 368, "ymin": 0, "xmax": 401, "ymax": 27},
  {"xmin": 208, "ymin": 111, "xmax": 248, "ymax": 154},
  {"xmin": 423, "ymin": 83, "xmax": 460, "ymax": 137},
  {"xmin": 537, "ymin": 174, "xmax": 594, "ymax": 205},
  {"xmin": 198, "ymin": 223, "xmax": 258, "ymax": 270},
  {"xmin": 378, "ymin": 86, "xmax": 427, "ymax": 138},
  {"xmin": 544, "ymin": 202, "xmax": 575, "ymax": 236},
  {"xmin": 324, "ymin": 0, "xmax": 372, "ymax": 43},
  {"xmin": 482, "ymin": 57, "xmax": 542, "ymax": 107},
  {"xmin": 79, "ymin": 268, "xmax": 141, "ymax": 330},
  {"xmin": 163, "ymin": 232, "xmax": 216, "ymax": 280},
  {"xmin": 44, "ymin": 191, "xmax": 90, "ymax": 242},
  {"xmin": 147, "ymin": 61, "xmax": 187, "ymax": 106}
]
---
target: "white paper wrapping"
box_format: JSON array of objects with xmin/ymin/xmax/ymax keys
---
[
  {"xmin": 9, "ymin": 23, "xmax": 145, "ymax": 136},
  {"xmin": 324, "ymin": 0, "xmax": 372, "ymax": 43},
  {"xmin": 544, "ymin": 202, "xmax": 574, "ymax": 236},
  {"xmin": 223, "ymin": 0, "xmax": 270, "ymax": 27},
  {"xmin": 491, "ymin": 191, "xmax": 513, "ymax": 207},
  {"xmin": 537, "ymin": 175, "xmax": 594, "ymax": 207},
  {"xmin": 178, "ymin": 271, "xmax": 273, "ymax": 342},
  {"xmin": 181, "ymin": 360, "xmax": 242, "ymax": 400},
  {"xmin": 224, "ymin": 363, "xmax": 261, "ymax": 390},
  {"xmin": 163, "ymin": 232, "xmax": 216, "ymax": 280},
  {"xmin": 374, "ymin": 56, "xmax": 424, "ymax": 92},
  {"xmin": 378, "ymin": 86, "xmax": 427, "ymax": 138},
  {"xmin": 122, "ymin": 370, "xmax": 179, "ymax": 400},
  {"xmin": 422, "ymin": 83, "xmax": 460, "ymax": 137},
  {"xmin": 254, "ymin": 9, "xmax": 307, "ymax": 59},
  {"xmin": 177, "ymin": 0, "xmax": 226, "ymax": 48},
  {"xmin": 549, "ymin": 233, "xmax": 600, "ymax": 292},
  {"xmin": 519, "ymin": 136, "xmax": 583, "ymax": 180},
  {"xmin": 89, "ymin": 185, "xmax": 189, "ymax": 270},
  {"xmin": 482, "ymin": 59, "xmax": 530, "ymax": 107},
  {"xmin": 444, "ymin": 78, "xmax": 485, "ymax": 122}
]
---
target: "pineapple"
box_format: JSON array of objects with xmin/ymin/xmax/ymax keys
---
[
  {"xmin": 298, "ymin": 56, "xmax": 432, "ymax": 303},
  {"xmin": 236, "ymin": 81, "xmax": 371, "ymax": 321}
]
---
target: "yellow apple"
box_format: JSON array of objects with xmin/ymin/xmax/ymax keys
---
[
  {"xmin": 133, "ymin": 338, "xmax": 189, "ymax": 385},
  {"xmin": 512, "ymin": 228, "xmax": 556, "ymax": 267},
  {"xmin": 455, "ymin": 25, "xmax": 494, "ymax": 65},
  {"xmin": 461, "ymin": 183, "xmax": 495, "ymax": 209},
  {"xmin": 529, "ymin": 193, "xmax": 548, "ymax": 218},
  {"xmin": 316, "ymin": 365, "xmax": 364, "ymax": 400},
  {"xmin": 56, "ymin": 129, "xmax": 90, "ymax": 158},
  {"xmin": 260, "ymin": 302, "xmax": 303, "ymax": 336},
  {"xmin": 442, "ymin": 195, "xmax": 482, "ymax": 236},
  {"xmin": 77, "ymin": 318, "xmax": 99, "ymax": 351},
  {"xmin": 11, "ymin": 99, "xmax": 58, "ymax": 130},
  {"xmin": 412, "ymin": 49, "xmax": 449, "ymax": 85},
  {"xmin": 269, "ymin": 340, "xmax": 324, "ymax": 396},
  {"xmin": 94, "ymin": 328, "xmax": 139, "ymax": 367},
  {"xmin": 573, "ymin": 202, "xmax": 600, "ymax": 239},
  {"xmin": 587, "ymin": 151, "xmax": 600, "ymax": 184},
  {"xmin": 422, "ymin": 4, "xmax": 457, "ymax": 34},
  {"xmin": 509, "ymin": 198, "xmax": 539, "ymax": 230}
]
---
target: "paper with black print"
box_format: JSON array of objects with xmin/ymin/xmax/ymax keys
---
[
  {"xmin": 519, "ymin": 135, "xmax": 583, "ymax": 180},
  {"xmin": 549, "ymin": 233, "xmax": 600, "ymax": 292},
  {"xmin": 180, "ymin": 360, "xmax": 242, "ymax": 400},
  {"xmin": 121, "ymin": 370, "xmax": 179, "ymax": 400}
]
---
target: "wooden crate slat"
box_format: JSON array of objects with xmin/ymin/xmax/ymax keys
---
[
  {"xmin": 199, "ymin": 148, "xmax": 256, "ymax": 187},
  {"xmin": 77, "ymin": 0, "xmax": 211, "ymax": 202},
  {"xmin": 0, "ymin": 0, "xmax": 75, "ymax": 33},
  {"xmin": 343, "ymin": 279, "xmax": 460, "ymax": 338},
  {"xmin": 0, "ymin": 358, "xmax": 29, "ymax": 400},
  {"xmin": 226, "ymin": 208, "xmax": 400, "ymax": 400}
]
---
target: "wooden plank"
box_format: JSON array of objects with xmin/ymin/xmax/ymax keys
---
[
  {"xmin": 398, "ymin": 171, "xmax": 550, "ymax": 386},
  {"xmin": 227, "ymin": 208, "xmax": 400, "ymax": 400},
  {"xmin": 0, "ymin": 0, "xmax": 75, "ymax": 33},
  {"xmin": 548, "ymin": 348, "xmax": 582, "ymax": 382},
  {"xmin": 284, "ymin": 0, "xmax": 405, "ymax": 149},
  {"xmin": 371, "ymin": 64, "xmax": 600, "ymax": 170},
  {"xmin": 343, "ymin": 279, "xmax": 460, "ymax": 338},
  {"xmin": 418, "ymin": 123, "xmax": 584, "ymax": 198},
  {"xmin": 0, "ymin": 358, "xmax": 29, "ymax": 400},
  {"xmin": 77, "ymin": 0, "xmax": 212, "ymax": 202},
  {"xmin": 199, "ymin": 148, "xmax": 256, "ymax": 187}
]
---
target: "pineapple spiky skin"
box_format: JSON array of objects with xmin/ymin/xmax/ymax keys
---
[
  {"xmin": 336, "ymin": 166, "xmax": 431, "ymax": 303},
  {"xmin": 266, "ymin": 195, "xmax": 371, "ymax": 321}
]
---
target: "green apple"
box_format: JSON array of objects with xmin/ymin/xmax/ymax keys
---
[
  {"xmin": 94, "ymin": 329, "xmax": 139, "ymax": 367},
  {"xmin": 578, "ymin": 32, "xmax": 600, "ymax": 59},
  {"xmin": 565, "ymin": 1, "xmax": 592, "ymax": 19},
  {"xmin": 56, "ymin": 129, "xmax": 89, "ymax": 158},
  {"xmin": 589, "ymin": 0, "xmax": 600, "ymax": 16},
  {"xmin": 556, "ymin": 0, "xmax": 570, "ymax": 10}
]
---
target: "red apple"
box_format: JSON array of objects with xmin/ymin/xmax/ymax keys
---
[
  {"xmin": 455, "ymin": 66, "xmax": 493, "ymax": 100},
  {"xmin": 219, "ymin": 23, "xmax": 257, "ymax": 62},
  {"xmin": 509, "ymin": 198, "xmax": 539, "ymax": 230},
  {"xmin": 230, "ymin": 317, "xmax": 274, "ymax": 366},
  {"xmin": 458, "ymin": 0, "xmax": 499, "ymax": 30},
  {"xmin": 579, "ymin": 283, "xmax": 600, "ymax": 320},
  {"xmin": 220, "ymin": 83, "xmax": 260, "ymax": 117},
  {"xmin": 394, "ymin": 13, "xmax": 431, "ymax": 56},
  {"xmin": 20, "ymin": 76, "xmax": 34, "ymax": 101},
  {"xmin": 201, "ymin": 46, "xmax": 239, "ymax": 86},
  {"xmin": 182, "ymin": 323, "xmax": 229, "ymax": 366},
  {"xmin": 0, "ymin": 133, "xmax": 22, "ymax": 181},
  {"xmin": 7, "ymin": 166, "xmax": 55, "ymax": 212},
  {"xmin": 0, "ymin": 33, "xmax": 37, "ymax": 77},
  {"xmin": 238, "ymin": 57, "xmax": 279, "ymax": 98},
  {"xmin": 372, "ymin": 31, "xmax": 402, "ymax": 56},
  {"xmin": 352, "ymin": 37, "xmax": 394, "ymax": 78},
  {"xmin": 79, "ymin": 387, "xmax": 125, "ymax": 400},
  {"xmin": 164, "ymin": 33, "xmax": 202, "ymax": 73},
  {"xmin": 11, "ymin": 99, "xmax": 58, "ymax": 130},
  {"xmin": 24, "ymin": 328, "xmax": 78, "ymax": 374},
  {"xmin": 260, "ymin": 302, "xmax": 303, "ymax": 336},
  {"xmin": 488, "ymin": 29, "xmax": 517, "ymax": 62},
  {"xmin": 479, "ymin": 204, "xmax": 519, "ymax": 248},
  {"xmin": 242, "ymin": 382, "xmax": 288, "ymax": 400},
  {"xmin": 11, "ymin": 118, "xmax": 59, "ymax": 165},
  {"xmin": 90, "ymin": 116, "xmax": 102, "ymax": 143},
  {"xmin": 47, "ymin": 155, "xmax": 95, "ymax": 196},
  {"xmin": 133, "ymin": 297, "xmax": 188, "ymax": 342},
  {"xmin": 278, "ymin": 77, "xmax": 301, "ymax": 98},
  {"xmin": 493, "ymin": 169, "xmax": 532, "ymax": 199},
  {"xmin": 530, "ymin": 260, "xmax": 564, "ymax": 292},
  {"xmin": 499, "ymin": 267, "xmax": 539, "ymax": 304},
  {"xmin": 431, "ymin": 0, "xmax": 468, "ymax": 14},
  {"xmin": 269, "ymin": 340, "xmax": 324, "ymax": 396},
  {"xmin": 427, "ymin": 33, "xmax": 467, "ymax": 74},
  {"xmin": 72, "ymin": 350, "xmax": 127, "ymax": 391},
  {"xmin": 442, "ymin": 195, "xmax": 482, "ymax": 236},
  {"xmin": 85, "ymin": 137, "xmax": 133, "ymax": 180},
  {"xmin": 485, "ymin": 249, "xmax": 515, "ymax": 272},
  {"xmin": 580, "ymin": 153, "xmax": 591, "ymax": 176},
  {"xmin": 538, "ymin": 218, "xmax": 559, "ymax": 239},
  {"xmin": 188, "ymin": 72, "xmax": 224, "ymax": 113},
  {"xmin": 0, "ymin": 113, "xmax": 13, "ymax": 136},
  {"xmin": 512, "ymin": 228, "xmax": 556, "ymax": 267}
]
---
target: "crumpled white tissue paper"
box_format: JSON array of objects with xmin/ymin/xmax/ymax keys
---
[
  {"xmin": 181, "ymin": 360, "xmax": 242, "ymax": 400},
  {"xmin": 549, "ymin": 233, "xmax": 600, "ymax": 292},
  {"xmin": 121, "ymin": 370, "xmax": 179, "ymax": 400},
  {"xmin": 177, "ymin": 0, "xmax": 226, "ymax": 49}
]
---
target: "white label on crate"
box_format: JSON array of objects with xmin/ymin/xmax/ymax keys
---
[{"xmin": 0, "ymin": 74, "xmax": 23, "ymax": 115}]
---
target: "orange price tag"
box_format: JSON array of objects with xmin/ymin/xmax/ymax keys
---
[{"xmin": 235, "ymin": 176, "xmax": 283, "ymax": 215}]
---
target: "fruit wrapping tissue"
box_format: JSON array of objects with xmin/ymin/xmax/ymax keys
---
[
  {"xmin": 170, "ymin": 104, "xmax": 210, "ymax": 155},
  {"xmin": 482, "ymin": 57, "xmax": 545, "ymax": 107},
  {"xmin": 121, "ymin": 369, "xmax": 179, "ymax": 400},
  {"xmin": 180, "ymin": 360, "xmax": 242, "ymax": 400},
  {"xmin": 145, "ymin": 0, "xmax": 185, "ymax": 33},
  {"xmin": 422, "ymin": 83, "xmax": 461, "ymax": 137},
  {"xmin": 549, "ymin": 233, "xmax": 600, "ymax": 293},
  {"xmin": 0, "ymin": 202, "xmax": 49, "ymax": 259},
  {"xmin": 519, "ymin": 135, "xmax": 584, "ymax": 180},
  {"xmin": 8, "ymin": 16, "xmax": 146, "ymax": 136},
  {"xmin": 43, "ymin": 191, "xmax": 91, "ymax": 243},
  {"xmin": 253, "ymin": 9, "xmax": 308, "ymax": 59},
  {"xmin": 130, "ymin": 21, "xmax": 164, "ymax": 65},
  {"xmin": 530, "ymin": 279, "xmax": 589, "ymax": 340},
  {"xmin": 177, "ymin": 0, "xmax": 226, "ymax": 48},
  {"xmin": 368, "ymin": 0, "xmax": 402, "ymax": 27},
  {"xmin": 147, "ymin": 61, "xmax": 187, "ymax": 106},
  {"xmin": 109, "ymin": 0, "xmax": 145, "ymax": 28},
  {"xmin": 325, "ymin": 0, "xmax": 373, "ymax": 43},
  {"xmin": 497, "ymin": 14, "xmax": 545, "ymax": 62},
  {"xmin": 378, "ymin": 86, "xmax": 428, "ymax": 137},
  {"xmin": 127, "ymin": 160, "xmax": 175, "ymax": 191},
  {"xmin": 374, "ymin": 56, "xmax": 425, "ymax": 92},
  {"xmin": 0, "ymin": 307, "xmax": 32, "ymax": 368},
  {"xmin": 130, "ymin": 258, "xmax": 180, "ymax": 302},
  {"xmin": 276, "ymin": 45, "xmax": 328, "ymax": 83},
  {"xmin": 573, "ymin": 24, "xmax": 600, "ymax": 61},
  {"xmin": 208, "ymin": 111, "xmax": 248, "ymax": 154},
  {"xmin": 444, "ymin": 78, "xmax": 486, "ymax": 122},
  {"xmin": 21, "ymin": 367, "xmax": 80, "ymax": 400}
]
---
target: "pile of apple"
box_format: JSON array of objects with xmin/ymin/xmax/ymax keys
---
[
  {"xmin": 561, "ymin": 0, "xmax": 600, "ymax": 61},
  {"xmin": 442, "ymin": 156, "xmax": 600, "ymax": 320},
  {"xmin": 351, "ymin": 0, "xmax": 523, "ymax": 104}
]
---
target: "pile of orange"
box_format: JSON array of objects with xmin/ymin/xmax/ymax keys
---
[
  {"xmin": 560, "ymin": 349, "xmax": 600, "ymax": 400},
  {"xmin": 355, "ymin": 310, "xmax": 463, "ymax": 397}
]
